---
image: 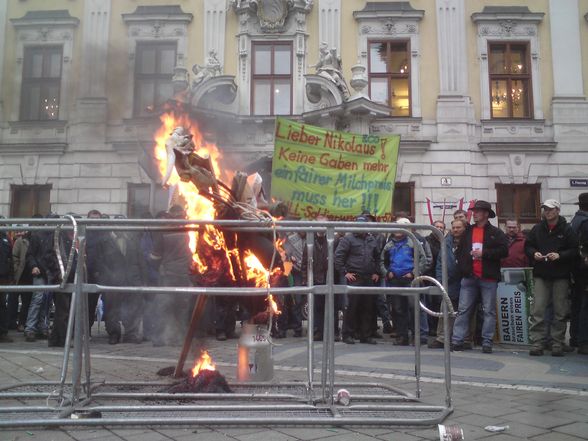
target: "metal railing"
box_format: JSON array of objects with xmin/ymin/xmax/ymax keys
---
[{"xmin": 0, "ymin": 217, "xmax": 455, "ymax": 427}]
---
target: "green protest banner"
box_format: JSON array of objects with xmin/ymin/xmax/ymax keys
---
[{"xmin": 271, "ymin": 117, "xmax": 400, "ymax": 220}]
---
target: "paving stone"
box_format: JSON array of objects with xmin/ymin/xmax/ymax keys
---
[
  {"xmin": 108, "ymin": 429, "xmax": 151, "ymax": 438},
  {"xmin": 174, "ymin": 429, "xmax": 238, "ymax": 440},
  {"xmin": 274, "ymin": 427, "xmax": 341, "ymax": 440},
  {"xmin": 375, "ymin": 432, "xmax": 425, "ymax": 441},
  {"xmin": 123, "ymin": 432, "xmax": 174, "ymax": 441},
  {"xmin": 553, "ymin": 422, "xmax": 588, "ymax": 439},
  {"xmin": 500, "ymin": 411, "xmax": 577, "ymax": 429},
  {"xmin": 346, "ymin": 427, "xmax": 394, "ymax": 436},
  {"xmin": 476, "ymin": 434, "xmax": 524, "ymax": 441},
  {"xmin": 531, "ymin": 432, "xmax": 588, "ymax": 441},
  {"xmin": 0, "ymin": 430, "xmax": 77, "ymax": 441},
  {"xmin": 64, "ymin": 429, "xmax": 112, "ymax": 440},
  {"xmin": 234, "ymin": 429, "xmax": 299, "ymax": 441}
]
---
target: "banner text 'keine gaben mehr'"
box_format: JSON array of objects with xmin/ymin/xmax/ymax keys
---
[{"xmin": 271, "ymin": 117, "xmax": 400, "ymax": 220}]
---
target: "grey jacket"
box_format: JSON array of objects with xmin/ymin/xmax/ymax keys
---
[
  {"xmin": 334, "ymin": 233, "xmax": 381, "ymax": 276},
  {"xmin": 12, "ymin": 236, "xmax": 30, "ymax": 283}
]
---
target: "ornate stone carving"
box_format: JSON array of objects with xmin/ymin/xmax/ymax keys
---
[
  {"xmin": 192, "ymin": 50, "xmax": 222, "ymax": 87},
  {"xmin": 311, "ymin": 42, "xmax": 349, "ymax": 98},
  {"xmin": 478, "ymin": 21, "xmax": 533, "ymax": 37},
  {"xmin": 252, "ymin": 0, "xmax": 294, "ymax": 33}
]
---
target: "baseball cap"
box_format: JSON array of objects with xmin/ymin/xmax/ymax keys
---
[
  {"xmin": 396, "ymin": 217, "xmax": 411, "ymax": 225},
  {"xmin": 541, "ymin": 199, "xmax": 560, "ymax": 209}
]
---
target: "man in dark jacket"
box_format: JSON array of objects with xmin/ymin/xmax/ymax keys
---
[
  {"xmin": 335, "ymin": 215, "xmax": 381, "ymax": 345},
  {"xmin": 570, "ymin": 192, "xmax": 588, "ymax": 355},
  {"xmin": 526, "ymin": 199, "xmax": 579, "ymax": 356},
  {"xmin": 451, "ymin": 200, "xmax": 508, "ymax": 353},
  {"xmin": 24, "ymin": 214, "xmax": 59, "ymax": 343},
  {"xmin": 501, "ymin": 219, "xmax": 529, "ymax": 268},
  {"xmin": 90, "ymin": 225, "xmax": 143, "ymax": 344},
  {"xmin": 429, "ymin": 218, "xmax": 467, "ymax": 348},
  {"xmin": 0, "ymin": 228, "xmax": 13, "ymax": 343},
  {"xmin": 149, "ymin": 205, "xmax": 194, "ymax": 346}
]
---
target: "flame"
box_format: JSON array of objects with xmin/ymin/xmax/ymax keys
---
[
  {"xmin": 268, "ymin": 294, "xmax": 281, "ymax": 315},
  {"xmin": 243, "ymin": 251, "xmax": 282, "ymax": 315},
  {"xmin": 153, "ymin": 108, "xmax": 236, "ymax": 278},
  {"xmin": 191, "ymin": 350, "xmax": 216, "ymax": 377}
]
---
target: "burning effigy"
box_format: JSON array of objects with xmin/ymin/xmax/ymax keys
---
[{"xmin": 148, "ymin": 108, "xmax": 288, "ymax": 380}]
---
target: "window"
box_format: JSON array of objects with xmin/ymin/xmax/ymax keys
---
[
  {"xmin": 10, "ymin": 185, "xmax": 51, "ymax": 217},
  {"xmin": 368, "ymin": 41, "xmax": 411, "ymax": 117},
  {"xmin": 20, "ymin": 46, "xmax": 62, "ymax": 121},
  {"xmin": 128, "ymin": 183, "xmax": 169, "ymax": 218},
  {"xmin": 496, "ymin": 184, "xmax": 541, "ymax": 224},
  {"xmin": 134, "ymin": 42, "xmax": 177, "ymax": 116},
  {"xmin": 251, "ymin": 42, "xmax": 292, "ymax": 116},
  {"xmin": 393, "ymin": 182, "xmax": 415, "ymax": 220},
  {"xmin": 488, "ymin": 42, "xmax": 532, "ymax": 119}
]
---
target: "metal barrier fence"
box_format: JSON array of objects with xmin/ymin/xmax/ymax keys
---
[{"xmin": 0, "ymin": 217, "xmax": 454, "ymax": 427}]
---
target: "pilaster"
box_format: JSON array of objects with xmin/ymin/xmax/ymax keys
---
[
  {"xmin": 204, "ymin": 0, "xmax": 227, "ymax": 66},
  {"xmin": 548, "ymin": 0, "xmax": 588, "ymax": 138},
  {"xmin": 549, "ymin": 0, "xmax": 584, "ymax": 98},
  {"xmin": 318, "ymin": 0, "xmax": 341, "ymax": 50},
  {"xmin": 0, "ymin": 1, "xmax": 7, "ymax": 122}
]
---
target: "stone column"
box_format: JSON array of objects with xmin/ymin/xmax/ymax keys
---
[
  {"xmin": 73, "ymin": 0, "xmax": 111, "ymax": 149},
  {"xmin": 204, "ymin": 0, "xmax": 227, "ymax": 66},
  {"xmin": 548, "ymin": 0, "xmax": 588, "ymax": 126},
  {"xmin": 318, "ymin": 0, "xmax": 341, "ymax": 50},
  {"xmin": 435, "ymin": 0, "xmax": 474, "ymax": 140},
  {"xmin": 77, "ymin": 0, "xmax": 111, "ymax": 124},
  {"xmin": 0, "ymin": 0, "xmax": 8, "ymax": 121}
]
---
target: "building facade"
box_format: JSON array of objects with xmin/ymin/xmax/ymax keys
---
[{"xmin": 0, "ymin": 0, "xmax": 587, "ymax": 224}]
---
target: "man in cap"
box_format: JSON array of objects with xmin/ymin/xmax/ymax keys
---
[
  {"xmin": 451, "ymin": 200, "xmax": 508, "ymax": 354},
  {"xmin": 335, "ymin": 214, "xmax": 381, "ymax": 344},
  {"xmin": 525, "ymin": 199, "xmax": 578, "ymax": 356},
  {"xmin": 569, "ymin": 194, "xmax": 588, "ymax": 354}
]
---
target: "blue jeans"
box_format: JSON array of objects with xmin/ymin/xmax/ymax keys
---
[
  {"xmin": 452, "ymin": 277, "xmax": 497, "ymax": 347},
  {"xmin": 25, "ymin": 276, "xmax": 49, "ymax": 334}
]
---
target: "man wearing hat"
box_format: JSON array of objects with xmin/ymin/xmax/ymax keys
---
[
  {"xmin": 525, "ymin": 199, "xmax": 578, "ymax": 356},
  {"xmin": 334, "ymin": 214, "xmax": 381, "ymax": 345},
  {"xmin": 451, "ymin": 200, "xmax": 508, "ymax": 354},
  {"xmin": 570, "ymin": 193, "xmax": 588, "ymax": 355}
]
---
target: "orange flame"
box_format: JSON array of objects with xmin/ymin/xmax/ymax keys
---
[
  {"xmin": 191, "ymin": 350, "xmax": 216, "ymax": 377},
  {"xmin": 153, "ymin": 109, "xmax": 236, "ymax": 278},
  {"xmin": 243, "ymin": 251, "xmax": 282, "ymax": 315},
  {"xmin": 268, "ymin": 294, "xmax": 281, "ymax": 315}
]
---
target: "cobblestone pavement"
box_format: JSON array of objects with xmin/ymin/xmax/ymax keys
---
[{"xmin": 1, "ymin": 326, "xmax": 587, "ymax": 441}]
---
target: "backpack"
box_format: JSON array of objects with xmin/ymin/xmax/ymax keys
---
[{"xmin": 0, "ymin": 236, "xmax": 12, "ymax": 278}]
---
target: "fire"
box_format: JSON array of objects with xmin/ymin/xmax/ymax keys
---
[
  {"xmin": 191, "ymin": 350, "xmax": 216, "ymax": 377},
  {"xmin": 153, "ymin": 108, "xmax": 236, "ymax": 278},
  {"xmin": 268, "ymin": 294, "xmax": 281, "ymax": 315},
  {"xmin": 243, "ymin": 251, "xmax": 282, "ymax": 315}
]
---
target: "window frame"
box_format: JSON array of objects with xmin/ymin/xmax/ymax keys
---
[
  {"xmin": 250, "ymin": 41, "xmax": 293, "ymax": 116},
  {"xmin": 133, "ymin": 41, "xmax": 177, "ymax": 117},
  {"xmin": 393, "ymin": 182, "xmax": 415, "ymax": 221},
  {"xmin": 19, "ymin": 46, "xmax": 63, "ymax": 121},
  {"xmin": 495, "ymin": 183, "xmax": 541, "ymax": 224},
  {"xmin": 10, "ymin": 184, "xmax": 52, "ymax": 217},
  {"xmin": 367, "ymin": 39, "xmax": 412, "ymax": 117},
  {"xmin": 488, "ymin": 41, "xmax": 533, "ymax": 119}
]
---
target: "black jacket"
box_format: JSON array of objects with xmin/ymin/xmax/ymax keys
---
[
  {"xmin": 334, "ymin": 233, "xmax": 380, "ymax": 276},
  {"xmin": 455, "ymin": 222, "xmax": 508, "ymax": 281},
  {"xmin": 525, "ymin": 216, "xmax": 578, "ymax": 279},
  {"xmin": 25, "ymin": 230, "xmax": 75, "ymax": 284},
  {"xmin": 87, "ymin": 232, "xmax": 142, "ymax": 287}
]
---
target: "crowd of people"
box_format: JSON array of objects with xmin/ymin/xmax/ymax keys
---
[{"xmin": 0, "ymin": 193, "xmax": 586, "ymax": 358}]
